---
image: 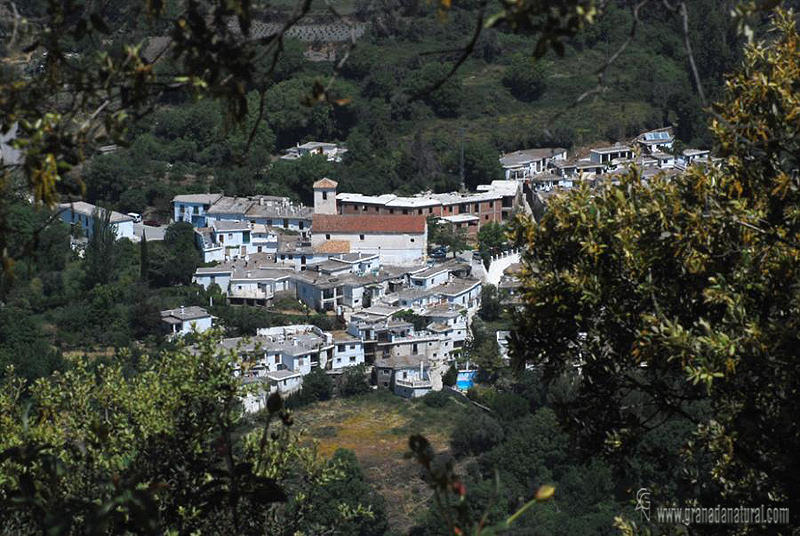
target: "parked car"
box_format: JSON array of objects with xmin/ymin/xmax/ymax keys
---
[
  {"xmin": 127, "ymin": 212, "xmax": 142, "ymax": 223},
  {"xmin": 143, "ymin": 220, "xmax": 160, "ymax": 227}
]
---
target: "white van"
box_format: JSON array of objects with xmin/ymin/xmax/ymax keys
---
[{"xmin": 127, "ymin": 212, "xmax": 142, "ymax": 223}]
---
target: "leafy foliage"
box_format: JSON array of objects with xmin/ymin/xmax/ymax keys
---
[{"xmin": 509, "ymin": 9, "xmax": 799, "ymax": 524}]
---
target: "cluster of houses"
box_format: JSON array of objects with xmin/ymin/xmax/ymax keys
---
[
  {"xmin": 58, "ymin": 130, "xmax": 714, "ymax": 406},
  {"xmin": 164, "ymin": 280, "xmax": 472, "ymax": 404},
  {"xmin": 499, "ymin": 127, "xmax": 713, "ymax": 192},
  {"xmin": 181, "ymin": 176, "xmax": 528, "ymax": 268}
]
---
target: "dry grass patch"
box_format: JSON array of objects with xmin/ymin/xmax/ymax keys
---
[{"xmin": 293, "ymin": 391, "xmax": 466, "ymax": 532}]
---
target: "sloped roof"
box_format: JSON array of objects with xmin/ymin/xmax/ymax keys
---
[
  {"xmin": 313, "ymin": 178, "xmax": 339, "ymax": 189},
  {"xmin": 312, "ymin": 214, "xmax": 426, "ymax": 234}
]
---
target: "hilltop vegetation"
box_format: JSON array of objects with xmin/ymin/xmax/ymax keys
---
[{"xmin": 7, "ymin": 0, "xmax": 750, "ymax": 218}]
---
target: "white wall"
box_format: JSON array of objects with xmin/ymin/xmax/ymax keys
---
[
  {"xmin": 178, "ymin": 316, "xmax": 213, "ymax": 335},
  {"xmin": 311, "ymin": 232, "xmax": 426, "ymax": 266},
  {"xmin": 332, "ymin": 341, "xmax": 364, "ymax": 369}
]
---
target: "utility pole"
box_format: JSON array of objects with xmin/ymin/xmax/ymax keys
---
[{"xmin": 459, "ymin": 125, "xmax": 466, "ymax": 191}]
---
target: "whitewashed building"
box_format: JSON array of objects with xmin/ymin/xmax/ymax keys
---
[
  {"xmin": 58, "ymin": 201, "xmax": 135, "ymax": 240},
  {"xmin": 161, "ymin": 306, "xmax": 215, "ymax": 336},
  {"xmin": 499, "ymin": 147, "xmax": 568, "ymax": 181},
  {"xmin": 173, "ymin": 193, "xmax": 224, "ymax": 227}
]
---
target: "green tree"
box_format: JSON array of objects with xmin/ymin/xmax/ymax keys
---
[
  {"xmin": 463, "ymin": 141, "xmax": 502, "ymax": 191},
  {"xmin": 299, "ymin": 449, "xmax": 389, "ymax": 535},
  {"xmin": 478, "ymin": 284, "xmax": 502, "ymax": 322},
  {"xmin": 428, "ymin": 217, "xmax": 468, "ymax": 259},
  {"xmin": 450, "ymin": 410, "xmax": 505, "ymax": 457},
  {"xmin": 289, "ymin": 367, "xmax": 333, "ymax": 407},
  {"xmin": 118, "ymin": 188, "xmax": 148, "ymax": 214},
  {"xmin": 340, "ymin": 364, "xmax": 371, "ymax": 397},
  {"xmin": 502, "ymin": 54, "xmax": 548, "ymax": 102},
  {"xmin": 442, "ymin": 364, "xmax": 458, "ymax": 387},
  {"xmin": 84, "ymin": 208, "xmax": 118, "ymax": 289},
  {"xmin": 477, "ymin": 222, "xmax": 507, "ymax": 266},
  {"xmin": 162, "ymin": 222, "xmax": 200, "ymax": 286},
  {"xmin": 140, "ymin": 229, "xmax": 149, "ymax": 283},
  {"xmin": 509, "ymin": 11, "xmax": 800, "ymax": 521}
]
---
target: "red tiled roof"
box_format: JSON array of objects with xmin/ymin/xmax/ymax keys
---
[
  {"xmin": 313, "ymin": 178, "xmax": 338, "ymax": 189},
  {"xmin": 312, "ymin": 214, "xmax": 426, "ymax": 234}
]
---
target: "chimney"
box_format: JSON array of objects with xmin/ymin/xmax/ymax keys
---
[{"xmin": 180, "ymin": 305, "xmax": 185, "ymax": 314}]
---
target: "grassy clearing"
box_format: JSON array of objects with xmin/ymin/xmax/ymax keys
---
[{"xmin": 292, "ymin": 390, "xmax": 471, "ymax": 531}]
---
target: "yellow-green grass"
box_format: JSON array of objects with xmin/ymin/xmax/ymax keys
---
[{"xmin": 293, "ymin": 390, "xmax": 470, "ymax": 531}]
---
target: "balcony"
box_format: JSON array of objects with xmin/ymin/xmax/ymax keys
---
[
  {"xmin": 395, "ymin": 378, "xmax": 432, "ymax": 389},
  {"xmin": 229, "ymin": 288, "xmax": 274, "ymax": 300}
]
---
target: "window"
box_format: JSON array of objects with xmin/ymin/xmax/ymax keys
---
[
  {"xmin": 322, "ymin": 191, "xmax": 328, "ymax": 200},
  {"xmin": 349, "ymin": 344, "xmax": 355, "ymax": 350},
  {"xmin": 326, "ymin": 234, "xmax": 331, "ymax": 240},
  {"xmin": 402, "ymin": 209, "xmax": 408, "ymax": 215},
  {"xmin": 418, "ymin": 209, "xmax": 423, "ymax": 215},
  {"xmin": 475, "ymin": 203, "xmax": 480, "ymax": 212},
  {"xmin": 360, "ymin": 234, "xmax": 365, "ymax": 240},
  {"xmin": 410, "ymin": 238, "xmax": 415, "ymax": 243},
  {"xmin": 299, "ymin": 221, "xmax": 304, "ymax": 229},
  {"xmin": 389, "ymin": 209, "xmax": 395, "ymax": 214},
  {"xmin": 338, "ymin": 344, "xmax": 345, "ymax": 352},
  {"xmin": 350, "ymin": 356, "xmax": 356, "ymax": 363},
  {"xmin": 412, "ymin": 343, "xmax": 418, "ymax": 355},
  {"xmin": 228, "ymin": 233, "xmax": 232, "ymax": 239},
  {"xmin": 429, "ymin": 207, "xmax": 433, "ymax": 214},
  {"xmin": 266, "ymin": 219, "xmax": 272, "ymax": 226}
]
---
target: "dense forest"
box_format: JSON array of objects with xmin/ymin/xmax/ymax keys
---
[
  {"xmin": 1, "ymin": 0, "xmax": 796, "ymax": 534},
  {"xmin": 7, "ymin": 0, "xmax": 751, "ymax": 216}
]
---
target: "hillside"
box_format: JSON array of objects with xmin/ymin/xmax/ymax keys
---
[{"xmin": 12, "ymin": 0, "xmax": 745, "ymax": 219}]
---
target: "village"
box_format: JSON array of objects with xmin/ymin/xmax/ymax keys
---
[{"xmin": 55, "ymin": 126, "xmax": 714, "ymax": 409}]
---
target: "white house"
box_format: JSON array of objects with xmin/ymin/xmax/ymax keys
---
[
  {"xmin": 161, "ymin": 306, "xmax": 215, "ymax": 336},
  {"xmin": 499, "ymin": 147, "xmax": 568, "ymax": 180},
  {"xmin": 374, "ymin": 355, "xmax": 432, "ymax": 398},
  {"xmin": 330, "ymin": 331, "xmax": 365, "ymax": 370},
  {"xmin": 58, "ymin": 201, "xmax": 135, "ymax": 240},
  {"xmin": 589, "ymin": 145, "xmax": 635, "ymax": 165},
  {"xmin": 173, "ymin": 193, "xmax": 224, "ymax": 227},
  {"xmin": 281, "ymin": 141, "xmax": 347, "ymax": 162},
  {"xmin": 636, "ymin": 128, "xmax": 674, "ymax": 154}
]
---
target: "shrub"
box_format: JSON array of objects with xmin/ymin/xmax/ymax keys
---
[
  {"xmin": 502, "ymin": 53, "xmax": 548, "ymax": 101},
  {"xmin": 340, "ymin": 364, "xmax": 371, "ymax": 397},
  {"xmin": 422, "ymin": 390, "xmax": 450, "ymax": 408},
  {"xmin": 442, "ymin": 364, "xmax": 458, "ymax": 387},
  {"xmin": 450, "ymin": 410, "xmax": 505, "ymax": 458}
]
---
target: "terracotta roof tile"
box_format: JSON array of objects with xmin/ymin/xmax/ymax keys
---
[
  {"xmin": 313, "ymin": 178, "xmax": 338, "ymax": 189},
  {"xmin": 313, "ymin": 214, "xmax": 426, "ymax": 234}
]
